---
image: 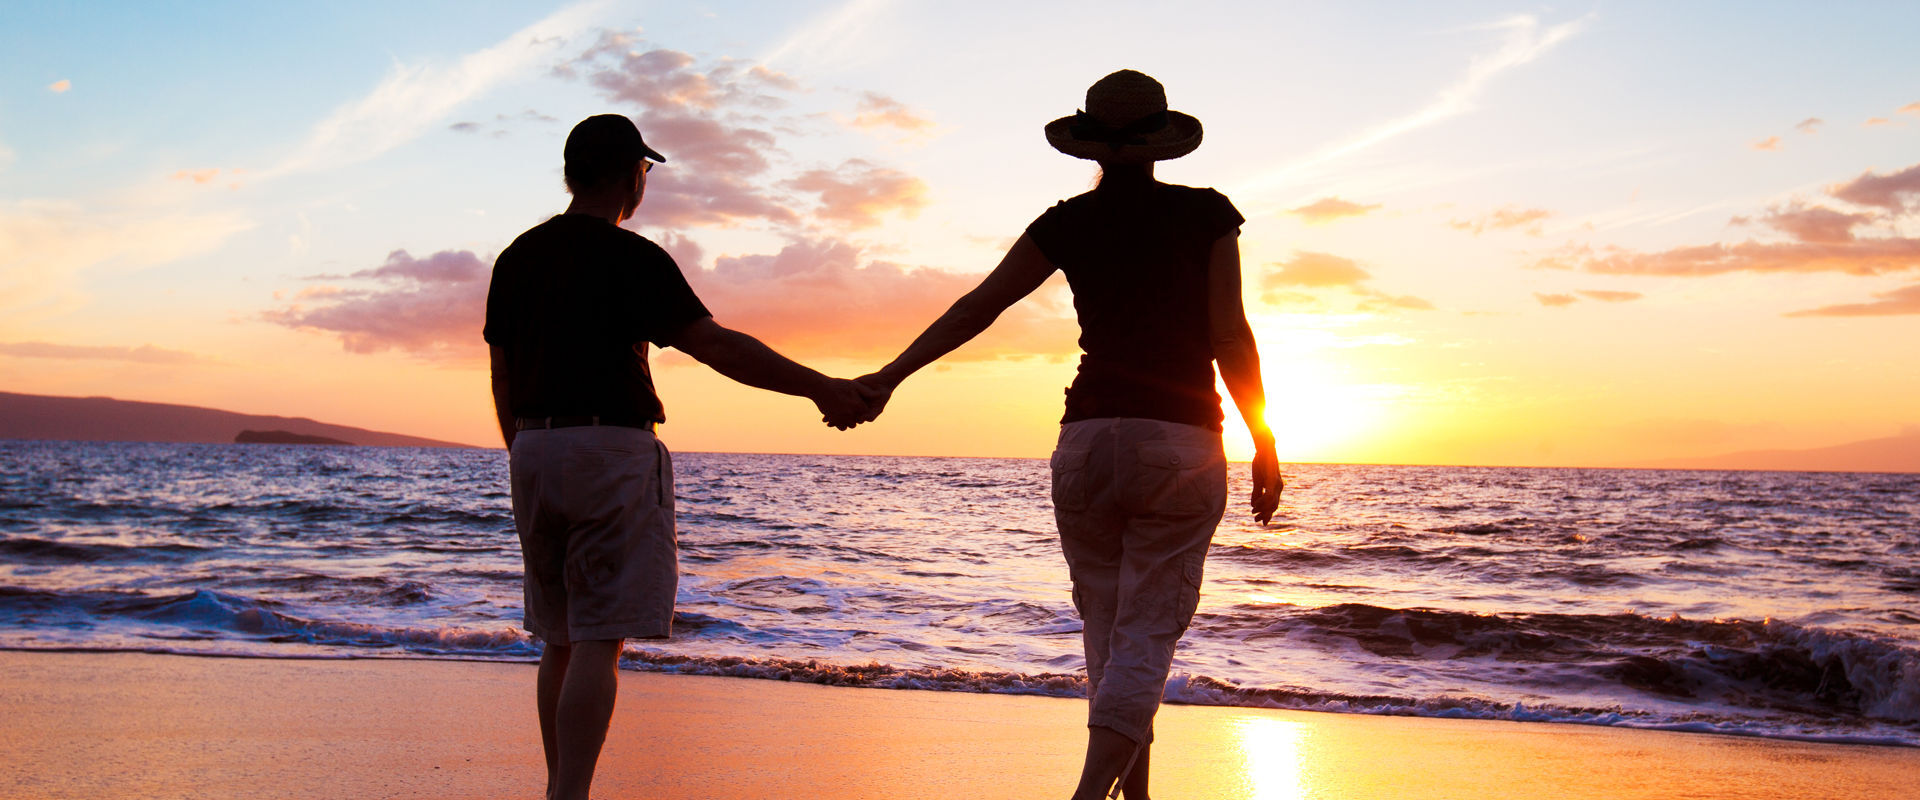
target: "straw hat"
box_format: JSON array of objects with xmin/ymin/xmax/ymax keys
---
[{"xmin": 1045, "ymin": 70, "xmax": 1202, "ymax": 163}]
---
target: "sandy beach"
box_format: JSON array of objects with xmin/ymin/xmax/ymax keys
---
[{"xmin": 2, "ymin": 650, "xmax": 1914, "ymax": 799}]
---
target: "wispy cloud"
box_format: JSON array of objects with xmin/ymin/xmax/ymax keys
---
[
  {"xmin": 1535, "ymin": 292, "xmax": 1576, "ymax": 307},
  {"xmin": 47, "ymin": 79, "xmax": 71, "ymax": 93},
  {"xmin": 0, "ymin": 341, "xmax": 200, "ymax": 364},
  {"xmin": 1794, "ymin": 117, "xmax": 1823, "ymax": 134},
  {"xmin": 1578, "ymin": 289, "xmax": 1642, "ymax": 303},
  {"xmin": 759, "ymin": 0, "xmax": 893, "ymax": 72},
  {"xmin": 784, "ymin": 159, "xmax": 928, "ymax": 228},
  {"xmin": 0, "ymin": 199, "xmax": 253, "ymax": 325},
  {"xmin": 1534, "ymin": 161, "xmax": 1920, "ymax": 280},
  {"xmin": 1751, "ymin": 136, "xmax": 1782, "ymax": 152},
  {"xmin": 1238, "ymin": 13, "xmax": 1588, "ymax": 197},
  {"xmin": 262, "ymin": 2, "xmax": 603, "ymax": 178}
]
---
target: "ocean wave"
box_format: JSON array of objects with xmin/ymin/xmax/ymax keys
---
[
  {"xmin": 0, "ymin": 537, "xmax": 211, "ymax": 564},
  {"xmin": 1192, "ymin": 603, "xmax": 1920, "ymax": 726}
]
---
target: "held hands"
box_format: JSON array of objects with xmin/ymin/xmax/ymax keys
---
[
  {"xmin": 1250, "ymin": 442, "xmax": 1284, "ymax": 525},
  {"xmin": 813, "ymin": 376, "xmax": 890, "ymax": 430}
]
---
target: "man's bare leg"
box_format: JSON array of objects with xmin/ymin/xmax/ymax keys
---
[
  {"xmin": 536, "ymin": 642, "xmax": 572, "ymax": 795},
  {"xmin": 1071, "ymin": 725, "xmax": 1150, "ymax": 799},
  {"xmin": 550, "ymin": 638, "xmax": 625, "ymax": 800}
]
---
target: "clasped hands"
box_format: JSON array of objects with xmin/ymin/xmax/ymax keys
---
[{"xmin": 811, "ymin": 372, "xmax": 899, "ymax": 431}]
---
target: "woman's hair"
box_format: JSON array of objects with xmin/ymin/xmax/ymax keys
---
[{"xmin": 1093, "ymin": 160, "xmax": 1155, "ymax": 197}]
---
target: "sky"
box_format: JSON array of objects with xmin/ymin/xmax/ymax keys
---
[{"xmin": 2, "ymin": 1, "xmax": 1918, "ymax": 466}]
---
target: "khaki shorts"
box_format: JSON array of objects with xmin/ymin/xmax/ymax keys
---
[
  {"xmin": 509, "ymin": 425, "xmax": 677, "ymax": 645},
  {"xmin": 1052, "ymin": 417, "xmax": 1227, "ymax": 745}
]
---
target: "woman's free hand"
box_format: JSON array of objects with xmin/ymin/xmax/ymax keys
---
[{"xmin": 1250, "ymin": 444, "xmax": 1283, "ymax": 525}]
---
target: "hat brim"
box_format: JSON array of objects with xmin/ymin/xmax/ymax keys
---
[{"xmin": 1045, "ymin": 110, "xmax": 1203, "ymax": 163}]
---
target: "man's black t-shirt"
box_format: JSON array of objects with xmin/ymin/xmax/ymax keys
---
[
  {"xmin": 1025, "ymin": 183, "xmax": 1244, "ymax": 431},
  {"xmin": 482, "ymin": 214, "xmax": 711, "ymax": 424}
]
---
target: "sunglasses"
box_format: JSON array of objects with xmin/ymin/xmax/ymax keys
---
[{"xmin": 641, "ymin": 160, "xmax": 656, "ymax": 174}]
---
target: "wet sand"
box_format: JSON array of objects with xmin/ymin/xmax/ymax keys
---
[{"xmin": 2, "ymin": 650, "xmax": 1914, "ymax": 799}]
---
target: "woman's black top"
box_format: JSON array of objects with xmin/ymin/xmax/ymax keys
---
[{"xmin": 1025, "ymin": 182, "xmax": 1245, "ymax": 432}]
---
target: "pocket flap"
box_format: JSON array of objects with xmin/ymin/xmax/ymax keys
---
[
  {"xmin": 1050, "ymin": 447, "xmax": 1091, "ymax": 472},
  {"xmin": 1135, "ymin": 442, "xmax": 1211, "ymax": 470}
]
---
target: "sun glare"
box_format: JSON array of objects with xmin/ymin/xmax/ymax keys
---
[{"xmin": 1221, "ymin": 355, "xmax": 1387, "ymax": 463}]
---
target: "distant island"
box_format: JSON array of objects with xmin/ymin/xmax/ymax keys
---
[
  {"xmin": 0, "ymin": 392, "xmax": 475, "ymax": 448},
  {"xmin": 234, "ymin": 429, "xmax": 354, "ymax": 446},
  {"xmin": 1638, "ymin": 431, "xmax": 1920, "ymax": 474}
]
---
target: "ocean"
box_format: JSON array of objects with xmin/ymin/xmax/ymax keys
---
[{"xmin": 1, "ymin": 439, "xmax": 1915, "ymax": 747}]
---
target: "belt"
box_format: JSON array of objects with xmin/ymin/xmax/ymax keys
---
[{"xmin": 516, "ymin": 415, "xmax": 655, "ymax": 432}]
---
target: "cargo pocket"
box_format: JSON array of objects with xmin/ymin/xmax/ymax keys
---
[
  {"xmin": 1176, "ymin": 546, "xmax": 1207, "ymax": 629},
  {"xmin": 1127, "ymin": 441, "xmax": 1213, "ymax": 514},
  {"xmin": 1050, "ymin": 446, "xmax": 1092, "ymax": 513}
]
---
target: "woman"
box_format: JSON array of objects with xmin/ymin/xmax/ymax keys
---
[{"xmin": 858, "ymin": 70, "xmax": 1282, "ymax": 799}]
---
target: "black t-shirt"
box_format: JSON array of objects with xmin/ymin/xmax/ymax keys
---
[
  {"xmin": 1026, "ymin": 183, "xmax": 1244, "ymax": 431},
  {"xmin": 482, "ymin": 215, "xmax": 711, "ymax": 424}
]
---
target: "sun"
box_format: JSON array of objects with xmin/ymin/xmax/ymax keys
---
[{"xmin": 1220, "ymin": 353, "xmax": 1387, "ymax": 463}]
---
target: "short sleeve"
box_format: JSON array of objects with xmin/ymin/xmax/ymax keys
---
[
  {"xmin": 1024, "ymin": 201, "xmax": 1074, "ymax": 265},
  {"xmin": 1204, "ymin": 189, "xmax": 1245, "ymax": 241},
  {"xmin": 629, "ymin": 239, "xmax": 711, "ymax": 347}
]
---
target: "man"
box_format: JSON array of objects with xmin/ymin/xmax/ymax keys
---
[{"xmin": 483, "ymin": 114, "xmax": 873, "ymax": 800}]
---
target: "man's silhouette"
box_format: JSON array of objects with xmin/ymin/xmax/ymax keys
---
[{"xmin": 483, "ymin": 114, "xmax": 871, "ymax": 800}]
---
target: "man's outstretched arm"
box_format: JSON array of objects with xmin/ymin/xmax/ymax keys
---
[{"xmin": 666, "ymin": 317, "xmax": 875, "ymax": 429}]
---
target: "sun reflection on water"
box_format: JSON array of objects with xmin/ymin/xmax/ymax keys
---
[{"xmin": 1236, "ymin": 716, "xmax": 1309, "ymax": 800}]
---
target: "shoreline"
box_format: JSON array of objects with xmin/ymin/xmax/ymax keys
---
[
  {"xmin": 4, "ymin": 650, "xmax": 1917, "ymax": 799},
  {"xmin": 6, "ymin": 644, "xmax": 1916, "ymax": 751}
]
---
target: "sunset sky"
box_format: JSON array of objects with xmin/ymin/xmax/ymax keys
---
[{"xmin": 4, "ymin": 1, "xmax": 1917, "ymax": 466}]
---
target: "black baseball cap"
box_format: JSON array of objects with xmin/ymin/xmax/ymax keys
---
[{"xmin": 564, "ymin": 114, "xmax": 666, "ymax": 167}]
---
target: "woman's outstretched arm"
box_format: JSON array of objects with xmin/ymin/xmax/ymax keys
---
[
  {"xmin": 857, "ymin": 234, "xmax": 1057, "ymax": 412},
  {"xmin": 1208, "ymin": 231, "xmax": 1283, "ymax": 524}
]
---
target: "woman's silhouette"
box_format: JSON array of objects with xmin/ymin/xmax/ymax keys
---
[{"xmin": 859, "ymin": 70, "xmax": 1282, "ymax": 799}]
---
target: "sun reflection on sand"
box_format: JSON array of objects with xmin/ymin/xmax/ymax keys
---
[{"xmin": 1235, "ymin": 716, "xmax": 1310, "ymax": 800}]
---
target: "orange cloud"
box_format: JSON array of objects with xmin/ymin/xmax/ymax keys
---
[
  {"xmin": 784, "ymin": 159, "xmax": 929, "ymax": 228},
  {"xmin": 1751, "ymin": 136, "xmax": 1782, "ymax": 151},
  {"xmin": 47, "ymin": 79, "xmax": 70, "ymax": 93},
  {"xmin": 1794, "ymin": 117, "xmax": 1823, "ymax": 134},
  {"xmin": 1260, "ymin": 251, "xmax": 1432, "ymax": 311},
  {"xmin": 1286, "ymin": 197, "xmax": 1380, "ymax": 224},
  {"xmin": 1535, "ymin": 293, "xmax": 1576, "ymax": 307},
  {"xmin": 1264, "ymin": 251, "xmax": 1372, "ymax": 288},
  {"xmin": 849, "ymin": 92, "xmax": 934, "ymax": 134},
  {"xmin": 1786, "ymin": 284, "xmax": 1920, "ymax": 317},
  {"xmin": 0, "ymin": 341, "xmax": 198, "ymax": 364},
  {"xmin": 1577, "ymin": 289, "xmax": 1642, "ymax": 302},
  {"xmin": 1450, "ymin": 206, "xmax": 1551, "ymax": 235},
  {"xmin": 1865, "ymin": 117, "xmax": 1893, "ymax": 127},
  {"xmin": 1902, "ymin": 102, "xmax": 1920, "ymax": 116},
  {"xmin": 1830, "ymin": 163, "xmax": 1920, "ymax": 212},
  {"xmin": 1754, "ymin": 202, "xmax": 1877, "ymax": 243}
]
